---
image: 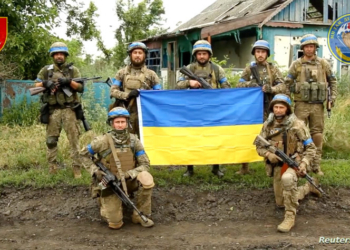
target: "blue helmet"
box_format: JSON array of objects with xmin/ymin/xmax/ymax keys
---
[
  {"xmin": 108, "ymin": 107, "xmax": 130, "ymax": 121},
  {"xmin": 269, "ymin": 94, "xmax": 292, "ymax": 114},
  {"xmin": 49, "ymin": 42, "xmax": 69, "ymax": 57},
  {"xmin": 251, "ymin": 40, "xmax": 270, "ymax": 57},
  {"xmin": 127, "ymin": 42, "xmax": 148, "ymax": 54}
]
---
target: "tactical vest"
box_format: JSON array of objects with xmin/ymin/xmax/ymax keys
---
[
  {"xmin": 41, "ymin": 64, "xmax": 79, "ymax": 107},
  {"xmin": 99, "ymin": 134, "xmax": 136, "ymax": 177},
  {"xmin": 250, "ymin": 62, "xmax": 273, "ymax": 86},
  {"xmin": 189, "ymin": 62, "xmax": 220, "ymax": 88},
  {"xmin": 121, "ymin": 65, "xmax": 153, "ymax": 94},
  {"xmin": 266, "ymin": 120, "xmax": 303, "ymax": 160},
  {"xmin": 293, "ymin": 58, "xmax": 327, "ymax": 103}
]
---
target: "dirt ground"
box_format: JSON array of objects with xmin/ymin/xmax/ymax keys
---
[{"xmin": 0, "ymin": 185, "xmax": 349, "ymax": 250}]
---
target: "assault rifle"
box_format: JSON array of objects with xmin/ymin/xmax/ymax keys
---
[
  {"xmin": 95, "ymin": 161, "xmax": 149, "ymax": 223},
  {"xmin": 326, "ymin": 86, "xmax": 332, "ymax": 118},
  {"xmin": 179, "ymin": 66, "xmax": 212, "ymax": 89},
  {"xmin": 74, "ymin": 103, "xmax": 91, "ymax": 132},
  {"xmin": 254, "ymin": 135, "xmax": 326, "ymax": 196},
  {"xmin": 250, "ymin": 65, "xmax": 271, "ymax": 115},
  {"xmin": 29, "ymin": 76, "xmax": 102, "ymax": 96}
]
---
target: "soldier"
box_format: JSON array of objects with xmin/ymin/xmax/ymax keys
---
[
  {"xmin": 110, "ymin": 42, "xmax": 161, "ymax": 138},
  {"xmin": 285, "ymin": 34, "xmax": 337, "ymax": 176},
  {"xmin": 255, "ymin": 94, "xmax": 321, "ymax": 233},
  {"xmin": 236, "ymin": 40, "xmax": 286, "ymax": 175},
  {"xmin": 80, "ymin": 107, "xmax": 154, "ymax": 229},
  {"xmin": 34, "ymin": 42, "xmax": 83, "ymax": 178},
  {"xmin": 176, "ymin": 40, "xmax": 230, "ymax": 177}
]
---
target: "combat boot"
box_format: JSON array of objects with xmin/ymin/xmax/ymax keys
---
[
  {"xmin": 49, "ymin": 163, "xmax": 58, "ymax": 174},
  {"xmin": 277, "ymin": 211, "xmax": 295, "ymax": 233},
  {"xmin": 108, "ymin": 221, "xmax": 123, "ymax": 230},
  {"xmin": 308, "ymin": 179, "xmax": 322, "ymax": 197},
  {"xmin": 212, "ymin": 165, "xmax": 224, "ymax": 178},
  {"xmin": 132, "ymin": 211, "xmax": 154, "ymax": 228},
  {"xmin": 183, "ymin": 165, "xmax": 194, "ymax": 177},
  {"xmin": 235, "ymin": 163, "xmax": 250, "ymax": 175},
  {"xmin": 73, "ymin": 165, "xmax": 82, "ymax": 179}
]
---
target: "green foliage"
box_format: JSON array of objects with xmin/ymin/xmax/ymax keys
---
[
  {"xmin": 0, "ymin": 0, "xmax": 101, "ymax": 79},
  {"xmin": 0, "ymin": 98, "xmax": 40, "ymax": 126},
  {"xmin": 211, "ymin": 56, "xmax": 240, "ymax": 88},
  {"xmin": 112, "ymin": 0, "xmax": 167, "ymax": 67}
]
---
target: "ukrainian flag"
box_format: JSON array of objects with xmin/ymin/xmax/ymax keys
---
[{"xmin": 137, "ymin": 88, "xmax": 263, "ymax": 165}]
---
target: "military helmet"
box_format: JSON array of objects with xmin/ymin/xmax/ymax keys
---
[
  {"xmin": 127, "ymin": 42, "xmax": 148, "ymax": 54},
  {"xmin": 108, "ymin": 107, "xmax": 130, "ymax": 123},
  {"xmin": 251, "ymin": 40, "xmax": 270, "ymax": 57},
  {"xmin": 269, "ymin": 94, "xmax": 292, "ymax": 115},
  {"xmin": 49, "ymin": 42, "xmax": 69, "ymax": 57},
  {"xmin": 192, "ymin": 40, "xmax": 213, "ymax": 56},
  {"xmin": 300, "ymin": 34, "xmax": 319, "ymax": 50}
]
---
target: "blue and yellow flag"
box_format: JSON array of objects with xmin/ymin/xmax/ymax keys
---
[{"xmin": 137, "ymin": 88, "xmax": 263, "ymax": 165}]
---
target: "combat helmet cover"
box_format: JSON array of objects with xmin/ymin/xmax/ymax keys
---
[
  {"xmin": 269, "ymin": 94, "xmax": 292, "ymax": 115},
  {"xmin": 49, "ymin": 42, "xmax": 69, "ymax": 57},
  {"xmin": 192, "ymin": 40, "xmax": 213, "ymax": 56},
  {"xmin": 300, "ymin": 34, "xmax": 319, "ymax": 50},
  {"xmin": 251, "ymin": 40, "xmax": 270, "ymax": 57}
]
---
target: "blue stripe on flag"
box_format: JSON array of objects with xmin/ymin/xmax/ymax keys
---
[{"xmin": 139, "ymin": 88, "xmax": 263, "ymax": 127}]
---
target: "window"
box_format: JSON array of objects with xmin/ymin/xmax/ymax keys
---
[{"xmin": 146, "ymin": 49, "xmax": 161, "ymax": 74}]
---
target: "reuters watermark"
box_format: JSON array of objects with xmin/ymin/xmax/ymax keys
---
[{"xmin": 319, "ymin": 237, "xmax": 350, "ymax": 244}]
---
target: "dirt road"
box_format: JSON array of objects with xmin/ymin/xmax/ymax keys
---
[{"xmin": 0, "ymin": 186, "xmax": 349, "ymax": 249}]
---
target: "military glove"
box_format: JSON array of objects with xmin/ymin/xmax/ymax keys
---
[
  {"xmin": 266, "ymin": 152, "xmax": 282, "ymax": 164},
  {"xmin": 58, "ymin": 77, "xmax": 72, "ymax": 87},
  {"xmin": 263, "ymin": 85, "xmax": 273, "ymax": 93},
  {"xmin": 297, "ymin": 162, "xmax": 307, "ymax": 177},
  {"xmin": 42, "ymin": 80, "xmax": 56, "ymax": 91},
  {"xmin": 93, "ymin": 169, "xmax": 106, "ymax": 181},
  {"xmin": 127, "ymin": 89, "xmax": 140, "ymax": 100}
]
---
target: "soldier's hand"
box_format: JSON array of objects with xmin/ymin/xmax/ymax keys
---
[
  {"xmin": 127, "ymin": 89, "xmax": 140, "ymax": 100},
  {"xmin": 266, "ymin": 152, "xmax": 282, "ymax": 164},
  {"xmin": 297, "ymin": 162, "xmax": 307, "ymax": 177},
  {"xmin": 262, "ymin": 85, "xmax": 273, "ymax": 93},
  {"xmin": 93, "ymin": 169, "xmax": 106, "ymax": 181},
  {"xmin": 58, "ymin": 77, "xmax": 72, "ymax": 86},
  {"xmin": 189, "ymin": 80, "xmax": 201, "ymax": 88},
  {"xmin": 42, "ymin": 80, "xmax": 56, "ymax": 91}
]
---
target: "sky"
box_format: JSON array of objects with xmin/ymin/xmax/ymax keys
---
[{"xmin": 53, "ymin": 0, "xmax": 215, "ymax": 57}]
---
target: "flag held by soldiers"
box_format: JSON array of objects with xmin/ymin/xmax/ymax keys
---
[{"xmin": 137, "ymin": 88, "xmax": 264, "ymax": 165}]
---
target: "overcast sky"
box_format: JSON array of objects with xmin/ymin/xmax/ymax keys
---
[{"xmin": 53, "ymin": 0, "xmax": 215, "ymax": 57}]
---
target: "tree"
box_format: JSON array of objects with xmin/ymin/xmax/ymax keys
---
[
  {"xmin": 113, "ymin": 0, "xmax": 167, "ymax": 67},
  {"xmin": 0, "ymin": 0, "xmax": 103, "ymax": 79}
]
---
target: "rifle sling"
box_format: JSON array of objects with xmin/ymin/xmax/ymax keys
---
[{"xmin": 107, "ymin": 134, "xmax": 129, "ymax": 196}]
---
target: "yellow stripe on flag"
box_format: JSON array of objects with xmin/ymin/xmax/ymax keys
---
[{"xmin": 142, "ymin": 124, "xmax": 263, "ymax": 165}]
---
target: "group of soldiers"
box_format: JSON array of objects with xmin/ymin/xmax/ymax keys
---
[{"xmin": 33, "ymin": 33, "xmax": 336, "ymax": 233}]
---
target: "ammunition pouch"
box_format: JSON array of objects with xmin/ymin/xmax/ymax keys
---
[
  {"xmin": 298, "ymin": 81, "xmax": 327, "ymax": 102},
  {"xmin": 40, "ymin": 103, "xmax": 50, "ymax": 124},
  {"xmin": 300, "ymin": 82, "xmax": 311, "ymax": 101}
]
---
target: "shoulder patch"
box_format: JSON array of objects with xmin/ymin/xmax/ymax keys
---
[{"xmin": 250, "ymin": 61, "xmax": 256, "ymax": 66}]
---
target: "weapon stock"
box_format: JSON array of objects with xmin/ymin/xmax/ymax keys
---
[
  {"xmin": 29, "ymin": 76, "xmax": 102, "ymax": 96},
  {"xmin": 179, "ymin": 66, "xmax": 212, "ymax": 89},
  {"xmin": 254, "ymin": 135, "xmax": 326, "ymax": 196},
  {"xmin": 95, "ymin": 161, "xmax": 149, "ymax": 223}
]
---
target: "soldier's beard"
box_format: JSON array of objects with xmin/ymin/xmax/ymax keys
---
[
  {"xmin": 197, "ymin": 59, "xmax": 209, "ymax": 66},
  {"xmin": 131, "ymin": 58, "xmax": 145, "ymax": 67},
  {"xmin": 54, "ymin": 58, "xmax": 65, "ymax": 66}
]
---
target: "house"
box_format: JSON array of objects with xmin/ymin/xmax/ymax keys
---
[{"xmin": 143, "ymin": 0, "xmax": 350, "ymax": 89}]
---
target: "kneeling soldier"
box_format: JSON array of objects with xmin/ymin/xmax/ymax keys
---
[{"xmin": 80, "ymin": 107, "xmax": 154, "ymax": 229}]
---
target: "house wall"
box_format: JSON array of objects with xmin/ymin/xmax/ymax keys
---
[
  {"xmin": 212, "ymin": 36, "xmax": 256, "ymax": 69},
  {"xmin": 262, "ymin": 26, "xmax": 338, "ymax": 73}
]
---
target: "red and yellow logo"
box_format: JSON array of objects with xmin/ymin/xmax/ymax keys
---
[{"xmin": 0, "ymin": 17, "xmax": 8, "ymax": 51}]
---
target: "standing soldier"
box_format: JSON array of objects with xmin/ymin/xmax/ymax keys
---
[
  {"xmin": 236, "ymin": 40, "xmax": 286, "ymax": 175},
  {"xmin": 80, "ymin": 107, "xmax": 154, "ymax": 229},
  {"xmin": 34, "ymin": 42, "xmax": 83, "ymax": 178},
  {"xmin": 255, "ymin": 94, "xmax": 321, "ymax": 233},
  {"xmin": 110, "ymin": 42, "xmax": 161, "ymax": 138},
  {"xmin": 176, "ymin": 40, "xmax": 230, "ymax": 177},
  {"xmin": 285, "ymin": 34, "xmax": 337, "ymax": 176}
]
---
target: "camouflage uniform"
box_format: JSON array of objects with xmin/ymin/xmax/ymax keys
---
[
  {"xmin": 255, "ymin": 94, "xmax": 318, "ymax": 233},
  {"xmin": 110, "ymin": 42, "xmax": 161, "ymax": 138},
  {"xmin": 36, "ymin": 53, "xmax": 83, "ymax": 176},
  {"xmin": 285, "ymin": 55, "xmax": 337, "ymax": 175},
  {"xmin": 236, "ymin": 40, "xmax": 286, "ymax": 174},
  {"xmin": 80, "ymin": 128, "xmax": 154, "ymax": 229},
  {"xmin": 177, "ymin": 61, "xmax": 230, "ymax": 89}
]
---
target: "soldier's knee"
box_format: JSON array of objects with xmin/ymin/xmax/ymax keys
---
[
  {"xmin": 281, "ymin": 172, "xmax": 297, "ymax": 191},
  {"xmin": 137, "ymin": 171, "xmax": 154, "ymax": 189},
  {"xmin": 46, "ymin": 136, "xmax": 59, "ymax": 149}
]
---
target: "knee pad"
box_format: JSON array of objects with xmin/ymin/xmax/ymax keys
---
[
  {"xmin": 281, "ymin": 172, "xmax": 297, "ymax": 191},
  {"xmin": 137, "ymin": 171, "xmax": 155, "ymax": 189},
  {"xmin": 46, "ymin": 136, "xmax": 59, "ymax": 149}
]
